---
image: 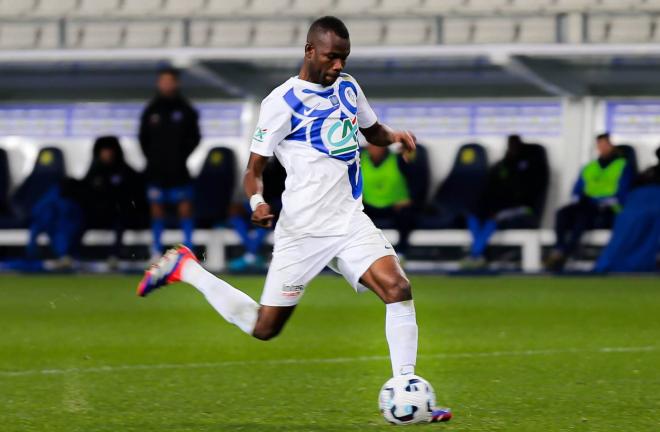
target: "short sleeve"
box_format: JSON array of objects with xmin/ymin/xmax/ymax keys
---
[
  {"xmin": 355, "ymin": 80, "xmax": 377, "ymax": 129},
  {"xmin": 250, "ymin": 95, "xmax": 291, "ymax": 157}
]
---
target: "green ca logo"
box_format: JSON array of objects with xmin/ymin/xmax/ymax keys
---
[{"xmin": 326, "ymin": 116, "xmax": 358, "ymax": 156}]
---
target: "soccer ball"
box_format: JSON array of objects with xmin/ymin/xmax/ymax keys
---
[{"xmin": 378, "ymin": 374, "xmax": 436, "ymax": 425}]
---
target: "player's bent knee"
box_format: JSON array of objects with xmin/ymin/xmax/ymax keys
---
[
  {"xmin": 252, "ymin": 324, "xmax": 283, "ymax": 341},
  {"xmin": 382, "ymin": 277, "xmax": 412, "ymax": 304}
]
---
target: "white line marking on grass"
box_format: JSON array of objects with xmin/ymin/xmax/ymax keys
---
[{"xmin": 1, "ymin": 346, "xmax": 655, "ymax": 378}]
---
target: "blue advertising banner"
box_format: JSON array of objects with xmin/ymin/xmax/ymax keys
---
[
  {"xmin": 606, "ymin": 101, "xmax": 660, "ymax": 135},
  {"xmin": 0, "ymin": 102, "xmax": 244, "ymax": 138},
  {"xmin": 371, "ymin": 101, "xmax": 562, "ymax": 137}
]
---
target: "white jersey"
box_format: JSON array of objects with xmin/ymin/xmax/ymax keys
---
[{"xmin": 250, "ymin": 73, "xmax": 378, "ymax": 238}]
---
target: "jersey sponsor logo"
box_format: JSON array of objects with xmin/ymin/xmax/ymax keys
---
[
  {"xmin": 253, "ymin": 127, "xmax": 268, "ymax": 142},
  {"xmin": 326, "ymin": 116, "xmax": 359, "ymax": 156},
  {"xmin": 281, "ymin": 283, "xmax": 305, "ymax": 298}
]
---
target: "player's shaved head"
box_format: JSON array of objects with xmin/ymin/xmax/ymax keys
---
[
  {"xmin": 306, "ymin": 16, "xmax": 350, "ymax": 43},
  {"xmin": 301, "ymin": 16, "xmax": 351, "ymax": 86}
]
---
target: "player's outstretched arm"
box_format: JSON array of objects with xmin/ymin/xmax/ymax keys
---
[
  {"xmin": 360, "ymin": 122, "xmax": 417, "ymax": 161},
  {"xmin": 244, "ymin": 152, "xmax": 275, "ymax": 228}
]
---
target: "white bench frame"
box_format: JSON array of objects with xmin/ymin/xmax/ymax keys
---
[{"xmin": 0, "ymin": 228, "xmax": 612, "ymax": 272}]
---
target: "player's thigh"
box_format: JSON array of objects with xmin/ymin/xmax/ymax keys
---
[
  {"xmin": 260, "ymin": 235, "xmax": 340, "ymax": 307},
  {"xmin": 359, "ymin": 255, "xmax": 412, "ymax": 304},
  {"xmin": 334, "ymin": 212, "xmax": 407, "ymax": 302}
]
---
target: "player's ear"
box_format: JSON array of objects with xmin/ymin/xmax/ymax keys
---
[{"xmin": 304, "ymin": 42, "xmax": 314, "ymax": 58}]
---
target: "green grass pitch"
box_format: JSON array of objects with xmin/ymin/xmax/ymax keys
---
[{"xmin": 1, "ymin": 274, "xmax": 659, "ymax": 431}]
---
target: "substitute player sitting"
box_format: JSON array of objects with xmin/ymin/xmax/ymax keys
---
[{"xmin": 136, "ymin": 16, "xmax": 449, "ymax": 422}]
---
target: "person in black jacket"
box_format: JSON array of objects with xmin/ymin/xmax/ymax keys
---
[
  {"xmin": 83, "ymin": 136, "xmax": 147, "ymax": 264},
  {"xmin": 139, "ymin": 68, "xmax": 201, "ymax": 257},
  {"xmin": 463, "ymin": 135, "xmax": 549, "ymax": 268}
]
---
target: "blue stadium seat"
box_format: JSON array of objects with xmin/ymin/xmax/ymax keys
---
[
  {"xmin": 520, "ymin": 143, "xmax": 550, "ymax": 228},
  {"xmin": 399, "ymin": 144, "xmax": 430, "ymax": 211},
  {"xmin": 193, "ymin": 146, "xmax": 236, "ymax": 228},
  {"xmin": 0, "ymin": 148, "xmax": 9, "ymax": 215},
  {"xmin": 10, "ymin": 147, "xmax": 66, "ymax": 225},
  {"xmin": 418, "ymin": 143, "xmax": 489, "ymax": 229}
]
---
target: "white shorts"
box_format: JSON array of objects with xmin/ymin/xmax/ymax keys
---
[{"xmin": 260, "ymin": 211, "xmax": 397, "ymax": 307}]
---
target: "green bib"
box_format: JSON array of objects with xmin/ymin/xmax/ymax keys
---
[
  {"xmin": 361, "ymin": 151, "xmax": 410, "ymax": 208},
  {"xmin": 581, "ymin": 158, "xmax": 627, "ymax": 199}
]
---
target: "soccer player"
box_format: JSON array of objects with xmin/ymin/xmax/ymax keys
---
[{"xmin": 137, "ymin": 16, "xmax": 450, "ymax": 422}]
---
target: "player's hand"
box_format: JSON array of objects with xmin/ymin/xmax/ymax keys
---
[
  {"xmin": 393, "ymin": 130, "xmax": 417, "ymax": 162},
  {"xmin": 251, "ymin": 203, "xmax": 275, "ymax": 228}
]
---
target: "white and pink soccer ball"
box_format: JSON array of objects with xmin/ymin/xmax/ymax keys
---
[{"xmin": 378, "ymin": 374, "xmax": 437, "ymax": 425}]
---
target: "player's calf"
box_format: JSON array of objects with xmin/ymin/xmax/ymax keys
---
[{"xmin": 251, "ymin": 305, "xmax": 296, "ymax": 341}]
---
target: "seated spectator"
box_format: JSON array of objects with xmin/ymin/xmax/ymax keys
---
[
  {"xmin": 26, "ymin": 136, "xmax": 145, "ymax": 269},
  {"xmin": 545, "ymin": 133, "xmax": 634, "ymax": 271},
  {"xmin": 82, "ymin": 136, "xmax": 147, "ymax": 265},
  {"xmin": 360, "ymin": 143, "xmax": 414, "ymax": 258},
  {"xmin": 463, "ymin": 135, "xmax": 548, "ymax": 268},
  {"xmin": 634, "ymin": 146, "xmax": 660, "ymax": 187}
]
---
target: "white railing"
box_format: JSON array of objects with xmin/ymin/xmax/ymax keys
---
[{"xmin": 0, "ymin": 228, "xmax": 611, "ymax": 272}]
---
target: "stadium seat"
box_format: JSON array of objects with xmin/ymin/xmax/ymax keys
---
[
  {"xmin": 375, "ymin": 0, "xmax": 423, "ymax": 15},
  {"xmin": 190, "ymin": 20, "xmax": 253, "ymax": 47},
  {"xmin": 288, "ymin": 0, "xmax": 334, "ymax": 16},
  {"xmin": 253, "ymin": 20, "xmax": 297, "ymax": 46},
  {"xmin": 384, "ymin": 19, "xmax": 436, "ymax": 45},
  {"xmin": 0, "ymin": 147, "xmax": 21, "ymax": 228},
  {"xmin": 639, "ymin": 0, "xmax": 660, "ymax": 12},
  {"xmin": 0, "ymin": 0, "xmax": 37, "ymax": 17},
  {"xmin": 520, "ymin": 143, "xmax": 550, "ymax": 227},
  {"xmin": 201, "ymin": 0, "xmax": 249, "ymax": 16},
  {"xmin": 238, "ymin": 0, "xmax": 291, "ymax": 16},
  {"xmin": 333, "ymin": 0, "xmax": 380, "ymax": 16},
  {"xmin": 161, "ymin": 0, "xmax": 205, "ymax": 16},
  {"xmin": 0, "ymin": 148, "xmax": 9, "ymax": 214},
  {"xmin": 588, "ymin": 15, "xmax": 652, "ymax": 43},
  {"xmin": 472, "ymin": 18, "xmax": 517, "ymax": 44},
  {"xmin": 609, "ymin": 16, "xmax": 653, "ymax": 43},
  {"xmin": 617, "ymin": 144, "xmax": 639, "ymax": 175},
  {"xmin": 518, "ymin": 16, "xmax": 557, "ymax": 43},
  {"xmin": 67, "ymin": 21, "xmax": 124, "ymax": 48},
  {"xmin": 399, "ymin": 144, "xmax": 431, "ymax": 211},
  {"xmin": 464, "ymin": 0, "xmax": 511, "ymax": 14},
  {"xmin": 443, "ymin": 18, "xmax": 473, "ymax": 44},
  {"xmin": 508, "ymin": 0, "xmax": 552, "ymax": 14},
  {"xmin": 549, "ymin": 0, "xmax": 604, "ymax": 12},
  {"xmin": 343, "ymin": 19, "xmax": 384, "ymax": 45},
  {"xmin": 32, "ymin": 0, "xmax": 78, "ymax": 17},
  {"xmin": 418, "ymin": 143, "xmax": 489, "ymax": 229},
  {"xmin": 11, "ymin": 147, "xmax": 66, "ymax": 222},
  {"xmin": 76, "ymin": 0, "xmax": 121, "ymax": 16},
  {"xmin": 117, "ymin": 0, "xmax": 163, "ymax": 16},
  {"xmin": 124, "ymin": 21, "xmax": 182, "ymax": 48},
  {"xmin": 598, "ymin": 0, "xmax": 642, "ymax": 11},
  {"xmin": 411, "ymin": 0, "xmax": 465, "ymax": 15},
  {"xmin": 0, "ymin": 21, "xmax": 58, "ymax": 49},
  {"xmin": 194, "ymin": 147, "xmax": 236, "ymax": 228}
]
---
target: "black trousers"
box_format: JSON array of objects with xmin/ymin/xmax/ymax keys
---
[{"xmin": 554, "ymin": 200, "xmax": 615, "ymax": 255}]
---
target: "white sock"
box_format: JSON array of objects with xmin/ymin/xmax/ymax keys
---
[
  {"xmin": 181, "ymin": 259, "xmax": 259, "ymax": 335},
  {"xmin": 386, "ymin": 300, "xmax": 418, "ymax": 376}
]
